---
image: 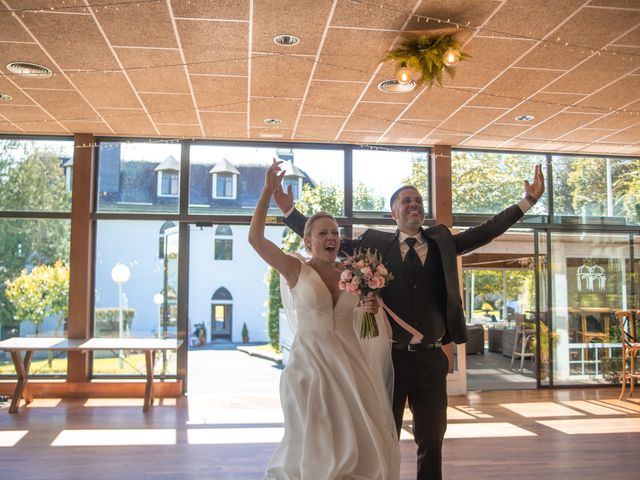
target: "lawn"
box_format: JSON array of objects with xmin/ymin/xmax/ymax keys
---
[{"xmin": 0, "ymin": 353, "xmax": 176, "ymax": 375}]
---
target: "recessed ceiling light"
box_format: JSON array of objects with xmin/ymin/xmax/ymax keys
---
[
  {"xmin": 274, "ymin": 34, "xmax": 300, "ymax": 46},
  {"xmin": 378, "ymin": 79, "xmax": 417, "ymax": 93},
  {"xmin": 0, "ymin": 93, "xmax": 12, "ymax": 101},
  {"xmin": 515, "ymin": 114, "xmax": 535, "ymax": 122},
  {"xmin": 264, "ymin": 118, "xmax": 282, "ymax": 125},
  {"xmin": 6, "ymin": 61, "xmax": 52, "ymax": 78}
]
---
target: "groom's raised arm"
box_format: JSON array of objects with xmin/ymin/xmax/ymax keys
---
[
  {"xmin": 273, "ymin": 182, "xmax": 358, "ymax": 256},
  {"xmin": 454, "ymin": 164, "xmax": 544, "ymax": 255}
]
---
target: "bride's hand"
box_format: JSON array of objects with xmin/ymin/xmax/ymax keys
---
[
  {"xmin": 264, "ymin": 158, "xmax": 285, "ymax": 195},
  {"xmin": 361, "ymin": 292, "xmax": 379, "ymax": 314}
]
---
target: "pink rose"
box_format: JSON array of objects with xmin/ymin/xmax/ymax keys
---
[
  {"xmin": 360, "ymin": 266, "xmax": 373, "ymax": 280},
  {"xmin": 376, "ymin": 264, "xmax": 388, "ymax": 276},
  {"xmin": 355, "ymin": 260, "xmax": 366, "ymax": 269},
  {"xmin": 367, "ymin": 276, "xmax": 384, "ymax": 290},
  {"xmin": 340, "ymin": 270, "xmax": 353, "ymax": 282}
]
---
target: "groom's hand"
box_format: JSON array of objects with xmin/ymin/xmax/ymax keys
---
[
  {"xmin": 273, "ymin": 181, "xmax": 294, "ymax": 214},
  {"xmin": 524, "ymin": 164, "xmax": 544, "ymax": 205}
]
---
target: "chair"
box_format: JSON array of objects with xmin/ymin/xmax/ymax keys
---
[
  {"xmin": 579, "ymin": 307, "xmax": 611, "ymax": 344},
  {"xmin": 614, "ymin": 310, "xmax": 640, "ymax": 401},
  {"xmin": 510, "ymin": 314, "xmax": 535, "ymax": 372}
]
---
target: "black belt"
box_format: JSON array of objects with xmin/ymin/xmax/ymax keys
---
[{"xmin": 392, "ymin": 341, "xmax": 442, "ymax": 352}]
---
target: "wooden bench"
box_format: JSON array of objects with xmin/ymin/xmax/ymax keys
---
[{"xmin": 0, "ymin": 337, "xmax": 182, "ymax": 413}]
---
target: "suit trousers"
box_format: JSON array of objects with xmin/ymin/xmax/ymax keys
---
[{"xmin": 392, "ymin": 348, "xmax": 449, "ymax": 480}]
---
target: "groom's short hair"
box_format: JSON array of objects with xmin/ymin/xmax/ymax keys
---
[{"xmin": 389, "ymin": 185, "xmax": 419, "ymax": 210}]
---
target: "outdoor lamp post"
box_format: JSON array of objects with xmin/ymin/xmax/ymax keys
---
[
  {"xmin": 153, "ymin": 293, "xmax": 164, "ymax": 339},
  {"xmin": 111, "ymin": 262, "xmax": 131, "ymax": 368}
]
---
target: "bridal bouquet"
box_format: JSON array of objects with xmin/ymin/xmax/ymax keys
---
[{"xmin": 339, "ymin": 248, "xmax": 394, "ymax": 339}]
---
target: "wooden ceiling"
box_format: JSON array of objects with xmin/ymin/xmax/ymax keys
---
[{"xmin": 0, "ymin": 0, "xmax": 639, "ymax": 155}]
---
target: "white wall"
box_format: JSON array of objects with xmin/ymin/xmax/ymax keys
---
[{"xmin": 94, "ymin": 220, "xmax": 285, "ymax": 343}]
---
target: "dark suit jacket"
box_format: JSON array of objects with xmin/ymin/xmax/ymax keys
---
[{"xmin": 284, "ymin": 203, "xmax": 525, "ymax": 344}]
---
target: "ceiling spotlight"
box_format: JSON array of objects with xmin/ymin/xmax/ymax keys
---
[
  {"xmin": 395, "ymin": 62, "xmax": 412, "ymax": 85},
  {"xmin": 378, "ymin": 79, "xmax": 417, "ymax": 93},
  {"xmin": 0, "ymin": 93, "xmax": 12, "ymax": 101},
  {"xmin": 6, "ymin": 61, "xmax": 52, "ymax": 78},
  {"xmin": 264, "ymin": 118, "xmax": 282, "ymax": 125},
  {"xmin": 443, "ymin": 48, "xmax": 460, "ymax": 67},
  {"xmin": 274, "ymin": 34, "xmax": 300, "ymax": 46},
  {"xmin": 515, "ymin": 114, "xmax": 535, "ymax": 122}
]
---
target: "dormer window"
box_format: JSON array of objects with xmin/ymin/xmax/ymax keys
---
[
  {"xmin": 210, "ymin": 158, "xmax": 239, "ymax": 200},
  {"xmin": 283, "ymin": 176, "xmax": 301, "ymax": 200},
  {"xmin": 155, "ymin": 155, "xmax": 180, "ymax": 198},
  {"xmin": 279, "ymin": 159, "xmax": 304, "ymax": 201}
]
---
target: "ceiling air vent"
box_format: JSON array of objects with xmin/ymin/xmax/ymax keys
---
[
  {"xmin": 0, "ymin": 94, "xmax": 12, "ymax": 102},
  {"xmin": 6, "ymin": 62, "xmax": 52, "ymax": 78},
  {"xmin": 378, "ymin": 79, "xmax": 416, "ymax": 93}
]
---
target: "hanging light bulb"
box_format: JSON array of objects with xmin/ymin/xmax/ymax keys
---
[
  {"xmin": 443, "ymin": 47, "xmax": 460, "ymax": 67},
  {"xmin": 395, "ymin": 62, "xmax": 412, "ymax": 85}
]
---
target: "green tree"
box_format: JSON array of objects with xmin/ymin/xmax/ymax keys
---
[
  {"xmin": 402, "ymin": 154, "xmax": 429, "ymax": 197},
  {"xmin": 451, "ymin": 151, "xmax": 542, "ymax": 214},
  {"xmin": 0, "ymin": 143, "xmax": 70, "ymax": 332},
  {"xmin": 5, "ymin": 260, "xmax": 69, "ymax": 336},
  {"xmin": 613, "ymin": 158, "xmax": 640, "ymax": 224},
  {"xmin": 353, "ymin": 182, "xmax": 385, "ymax": 211}
]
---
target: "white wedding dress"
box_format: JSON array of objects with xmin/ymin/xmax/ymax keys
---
[{"xmin": 265, "ymin": 259, "xmax": 400, "ymax": 480}]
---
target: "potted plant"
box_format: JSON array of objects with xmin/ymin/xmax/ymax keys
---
[
  {"xmin": 530, "ymin": 323, "xmax": 560, "ymax": 377},
  {"xmin": 241, "ymin": 322, "xmax": 249, "ymax": 344}
]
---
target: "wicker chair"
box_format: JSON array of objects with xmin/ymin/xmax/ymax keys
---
[{"xmin": 614, "ymin": 310, "xmax": 640, "ymax": 401}]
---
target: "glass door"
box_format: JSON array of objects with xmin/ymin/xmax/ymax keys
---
[{"xmin": 545, "ymin": 231, "xmax": 635, "ymax": 385}]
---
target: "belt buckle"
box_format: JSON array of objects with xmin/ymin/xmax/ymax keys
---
[{"xmin": 407, "ymin": 343, "xmax": 420, "ymax": 352}]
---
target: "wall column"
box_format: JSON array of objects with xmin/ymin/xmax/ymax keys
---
[
  {"xmin": 431, "ymin": 144, "xmax": 452, "ymax": 227},
  {"xmin": 67, "ymin": 134, "xmax": 96, "ymax": 382}
]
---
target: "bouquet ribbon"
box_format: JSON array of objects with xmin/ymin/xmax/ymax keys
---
[{"xmin": 378, "ymin": 296, "xmax": 424, "ymax": 345}]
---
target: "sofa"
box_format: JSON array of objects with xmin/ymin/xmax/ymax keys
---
[{"xmin": 465, "ymin": 324, "xmax": 484, "ymax": 355}]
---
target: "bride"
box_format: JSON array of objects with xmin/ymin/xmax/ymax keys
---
[{"xmin": 249, "ymin": 159, "xmax": 400, "ymax": 480}]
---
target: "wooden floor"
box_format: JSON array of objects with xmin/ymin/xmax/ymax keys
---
[{"xmin": 1, "ymin": 387, "xmax": 639, "ymax": 479}]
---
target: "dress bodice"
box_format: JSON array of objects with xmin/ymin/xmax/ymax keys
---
[{"xmin": 290, "ymin": 262, "xmax": 359, "ymax": 333}]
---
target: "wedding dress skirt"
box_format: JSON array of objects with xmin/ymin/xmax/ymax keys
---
[{"xmin": 265, "ymin": 261, "xmax": 399, "ymax": 480}]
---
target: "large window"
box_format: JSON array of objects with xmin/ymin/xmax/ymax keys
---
[
  {"xmin": 93, "ymin": 219, "xmax": 178, "ymax": 376},
  {"xmin": 452, "ymin": 150, "xmax": 547, "ymax": 216},
  {"xmin": 189, "ymin": 145, "xmax": 344, "ymax": 215},
  {"xmin": 97, "ymin": 141, "xmax": 181, "ymax": 214},
  {"xmin": 0, "ymin": 138, "xmax": 72, "ymax": 378},
  {"xmin": 547, "ymin": 232, "xmax": 634, "ymax": 385},
  {"xmin": 552, "ymin": 155, "xmax": 639, "ymax": 225},
  {"xmin": 353, "ymin": 149, "xmax": 429, "ymax": 215}
]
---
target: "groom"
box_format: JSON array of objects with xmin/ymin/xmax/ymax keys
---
[{"xmin": 274, "ymin": 165, "xmax": 544, "ymax": 480}]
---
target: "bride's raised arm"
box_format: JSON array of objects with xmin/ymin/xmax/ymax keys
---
[{"xmin": 248, "ymin": 159, "xmax": 301, "ymax": 288}]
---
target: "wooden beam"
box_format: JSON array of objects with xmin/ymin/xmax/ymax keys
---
[
  {"xmin": 0, "ymin": 380, "xmax": 183, "ymax": 398},
  {"xmin": 67, "ymin": 134, "xmax": 96, "ymax": 382},
  {"xmin": 431, "ymin": 145, "xmax": 452, "ymax": 227}
]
